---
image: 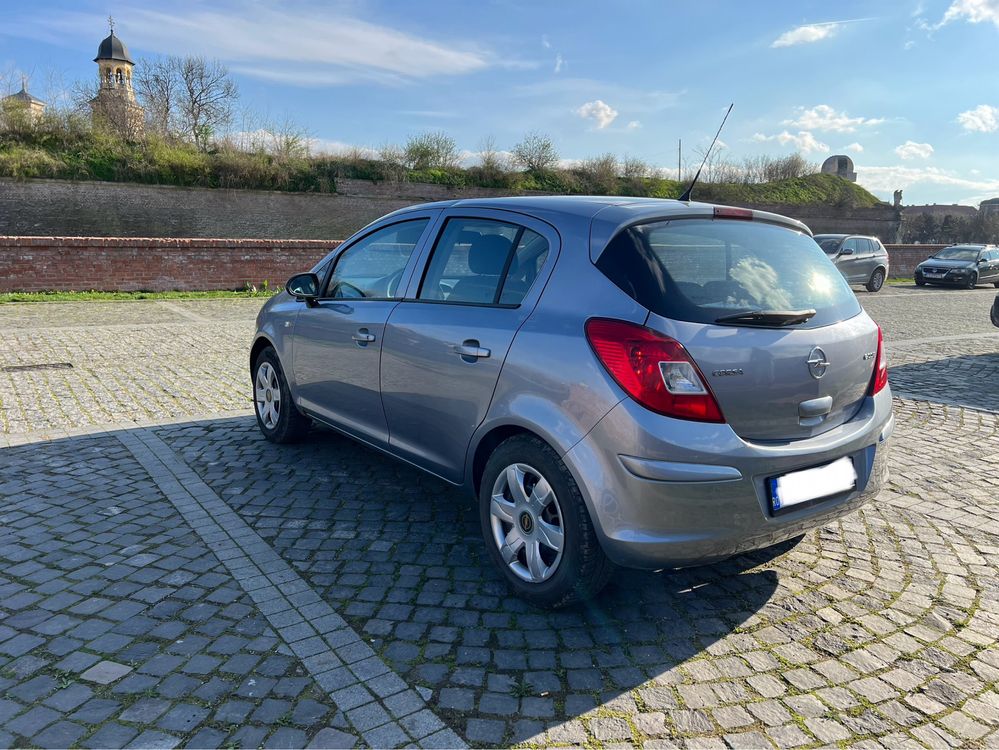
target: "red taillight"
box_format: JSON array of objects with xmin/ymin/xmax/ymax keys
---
[
  {"xmin": 870, "ymin": 325, "xmax": 888, "ymax": 395},
  {"xmin": 713, "ymin": 206, "xmax": 753, "ymax": 220},
  {"xmin": 585, "ymin": 318, "xmax": 725, "ymax": 423}
]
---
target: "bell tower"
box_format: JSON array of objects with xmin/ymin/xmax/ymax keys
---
[{"xmin": 90, "ymin": 17, "xmax": 144, "ymax": 137}]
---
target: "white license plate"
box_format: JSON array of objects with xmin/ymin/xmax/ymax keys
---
[{"xmin": 768, "ymin": 457, "xmax": 857, "ymax": 512}]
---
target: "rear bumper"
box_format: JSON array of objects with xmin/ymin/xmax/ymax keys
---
[{"xmin": 563, "ymin": 388, "xmax": 893, "ymax": 569}]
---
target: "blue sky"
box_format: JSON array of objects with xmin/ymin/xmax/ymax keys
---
[{"xmin": 3, "ymin": 0, "xmax": 999, "ymax": 206}]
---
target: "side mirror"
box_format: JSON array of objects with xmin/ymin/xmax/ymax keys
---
[
  {"xmin": 839, "ymin": 247, "xmax": 854, "ymax": 256},
  {"xmin": 286, "ymin": 272, "xmax": 320, "ymax": 304}
]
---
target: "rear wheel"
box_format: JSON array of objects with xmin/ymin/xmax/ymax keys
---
[
  {"xmin": 253, "ymin": 347, "xmax": 310, "ymax": 443},
  {"xmin": 966, "ymin": 272, "xmax": 979, "ymax": 290},
  {"xmin": 479, "ymin": 435, "xmax": 613, "ymax": 608},
  {"xmin": 866, "ymin": 268, "xmax": 886, "ymax": 293}
]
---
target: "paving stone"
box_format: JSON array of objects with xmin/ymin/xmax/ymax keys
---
[
  {"xmin": 308, "ymin": 727, "xmax": 358, "ymax": 748},
  {"xmin": 79, "ymin": 659, "xmax": 132, "ymax": 684},
  {"xmin": 82, "ymin": 722, "xmax": 138, "ymax": 749}
]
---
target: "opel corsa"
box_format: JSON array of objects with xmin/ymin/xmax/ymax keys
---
[{"xmin": 251, "ymin": 197, "xmax": 893, "ymax": 608}]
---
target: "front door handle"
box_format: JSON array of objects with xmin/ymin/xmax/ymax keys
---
[
  {"xmin": 453, "ymin": 340, "xmax": 491, "ymax": 360},
  {"xmin": 352, "ymin": 328, "xmax": 376, "ymax": 344}
]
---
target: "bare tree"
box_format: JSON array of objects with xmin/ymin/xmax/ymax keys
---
[
  {"xmin": 477, "ymin": 135, "xmax": 506, "ymax": 174},
  {"xmin": 512, "ymin": 131, "xmax": 559, "ymax": 172},
  {"xmin": 576, "ymin": 154, "xmax": 618, "ymax": 194},
  {"xmin": 174, "ymin": 56, "xmax": 238, "ymax": 149},
  {"xmin": 134, "ymin": 57, "xmax": 179, "ymax": 136},
  {"xmin": 403, "ymin": 131, "xmax": 460, "ymax": 170}
]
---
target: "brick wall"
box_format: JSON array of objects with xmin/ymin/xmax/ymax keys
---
[
  {"xmin": 0, "ymin": 236, "xmax": 942, "ymax": 293},
  {"xmin": 0, "ymin": 237, "xmax": 339, "ymax": 292},
  {"xmin": 884, "ymin": 244, "xmax": 947, "ymax": 277}
]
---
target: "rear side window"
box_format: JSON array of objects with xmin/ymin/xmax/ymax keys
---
[
  {"xmin": 419, "ymin": 218, "xmax": 549, "ymax": 305},
  {"xmin": 596, "ymin": 219, "xmax": 860, "ymax": 327}
]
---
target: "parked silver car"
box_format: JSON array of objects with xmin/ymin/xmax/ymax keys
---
[
  {"xmin": 814, "ymin": 234, "xmax": 890, "ymax": 292},
  {"xmin": 251, "ymin": 197, "xmax": 893, "ymax": 607}
]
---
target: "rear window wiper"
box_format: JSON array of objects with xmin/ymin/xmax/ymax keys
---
[{"xmin": 715, "ymin": 309, "xmax": 816, "ymax": 326}]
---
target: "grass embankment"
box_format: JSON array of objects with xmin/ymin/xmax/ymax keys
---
[
  {"xmin": 0, "ymin": 125, "xmax": 885, "ymax": 206},
  {"xmin": 0, "ymin": 289, "xmax": 278, "ymax": 303}
]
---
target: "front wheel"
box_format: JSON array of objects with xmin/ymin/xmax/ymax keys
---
[
  {"xmin": 253, "ymin": 347, "xmax": 311, "ymax": 443},
  {"xmin": 991, "ymin": 297, "xmax": 999, "ymax": 328},
  {"xmin": 479, "ymin": 435, "xmax": 613, "ymax": 608},
  {"xmin": 915, "ymin": 274, "xmax": 926, "ymax": 286},
  {"xmin": 866, "ymin": 268, "xmax": 886, "ymax": 293},
  {"xmin": 966, "ymin": 272, "xmax": 979, "ymax": 290}
]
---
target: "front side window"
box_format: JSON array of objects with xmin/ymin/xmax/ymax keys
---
[
  {"xmin": 596, "ymin": 218, "xmax": 860, "ymax": 327},
  {"xmin": 841, "ymin": 238, "xmax": 861, "ymax": 254},
  {"xmin": 419, "ymin": 218, "xmax": 549, "ymax": 305},
  {"xmin": 817, "ymin": 238, "xmax": 842, "ymax": 255},
  {"xmin": 325, "ymin": 219, "xmax": 428, "ymax": 299}
]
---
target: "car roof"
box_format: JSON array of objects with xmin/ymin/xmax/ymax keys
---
[{"xmin": 381, "ymin": 195, "xmax": 811, "ymax": 233}]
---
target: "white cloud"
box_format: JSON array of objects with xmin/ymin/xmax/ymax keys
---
[
  {"xmin": 857, "ymin": 165, "xmax": 999, "ymax": 202},
  {"xmin": 752, "ymin": 130, "xmax": 830, "ymax": 154},
  {"xmin": 541, "ymin": 35, "xmax": 551, "ymax": 49},
  {"xmin": 626, "ymin": 120, "xmax": 642, "ymax": 130},
  {"xmin": 772, "ymin": 22, "xmax": 842, "ymax": 47},
  {"xmin": 576, "ymin": 99, "xmax": 619, "ymax": 129},
  {"xmin": 894, "ymin": 140, "xmax": 934, "ymax": 160},
  {"xmin": 771, "ymin": 17, "xmax": 876, "ymax": 47},
  {"xmin": 844, "ymin": 142, "xmax": 864, "ymax": 153},
  {"xmin": 554, "ymin": 53, "xmax": 565, "ymax": 74},
  {"xmin": 941, "ymin": 0, "xmax": 999, "ymax": 28},
  {"xmin": 784, "ymin": 104, "xmax": 884, "ymax": 133},
  {"xmin": 16, "ymin": 6, "xmax": 492, "ymax": 87},
  {"xmin": 957, "ymin": 104, "xmax": 999, "ymax": 132}
]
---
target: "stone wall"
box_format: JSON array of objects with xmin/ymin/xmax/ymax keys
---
[
  {"xmin": 0, "ymin": 236, "xmax": 938, "ymax": 292},
  {"xmin": 1, "ymin": 177, "xmax": 900, "ymax": 240},
  {"xmin": 0, "ymin": 236, "xmax": 338, "ymax": 292}
]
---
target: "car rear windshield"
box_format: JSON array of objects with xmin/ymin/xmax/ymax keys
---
[
  {"xmin": 595, "ymin": 218, "xmax": 861, "ymax": 328},
  {"xmin": 934, "ymin": 247, "xmax": 980, "ymax": 261}
]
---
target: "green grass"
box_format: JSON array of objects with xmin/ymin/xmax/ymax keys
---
[
  {"xmin": 0, "ymin": 116, "xmax": 887, "ymax": 207},
  {"xmin": 0, "ymin": 289, "xmax": 278, "ymax": 303}
]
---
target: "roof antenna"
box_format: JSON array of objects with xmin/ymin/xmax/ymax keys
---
[{"xmin": 678, "ymin": 103, "xmax": 733, "ymax": 202}]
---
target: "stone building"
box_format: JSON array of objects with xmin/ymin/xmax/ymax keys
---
[
  {"xmin": 89, "ymin": 21, "xmax": 144, "ymax": 138},
  {"xmin": 1, "ymin": 78, "xmax": 46, "ymax": 120},
  {"xmin": 820, "ymin": 154, "xmax": 857, "ymax": 182}
]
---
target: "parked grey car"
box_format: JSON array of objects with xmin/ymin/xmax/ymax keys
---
[
  {"xmin": 914, "ymin": 244, "xmax": 999, "ymax": 289},
  {"xmin": 814, "ymin": 234, "xmax": 890, "ymax": 292},
  {"xmin": 251, "ymin": 197, "xmax": 893, "ymax": 607}
]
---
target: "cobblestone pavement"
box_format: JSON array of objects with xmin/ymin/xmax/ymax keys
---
[{"xmin": 1, "ymin": 289, "xmax": 998, "ymax": 748}]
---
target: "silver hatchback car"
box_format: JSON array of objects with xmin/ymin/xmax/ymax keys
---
[{"xmin": 251, "ymin": 197, "xmax": 893, "ymax": 607}]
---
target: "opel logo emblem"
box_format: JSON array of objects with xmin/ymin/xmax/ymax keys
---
[
  {"xmin": 519, "ymin": 512, "xmax": 534, "ymax": 534},
  {"xmin": 807, "ymin": 347, "xmax": 829, "ymax": 379}
]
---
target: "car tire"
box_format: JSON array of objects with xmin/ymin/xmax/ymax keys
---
[
  {"xmin": 966, "ymin": 272, "xmax": 979, "ymax": 290},
  {"xmin": 915, "ymin": 274, "xmax": 926, "ymax": 286},
  {"xmin": 993, "ymin": 281, "xmax": 999, "ymax": 288},
  {"xmin": 992, "ymin": 297, "xmax": 999, "ymax": 328},
  {"xmin": 479, "ymin": 435, "xmax": 613, "ymax": 608},
  {"xmin": 866, "ymin": 268, "xmax": 886, "ymax": 293},
  {"xmin": 253, "ymin": 346, "xmax": 311, "ymax": 444}
]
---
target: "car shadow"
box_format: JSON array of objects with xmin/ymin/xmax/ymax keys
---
[
  {"xmin": 145, "ymin": 417, "xmax": 796, "ymax": 741},
  {"xmin": 889, "ymin": 352, "xmax": 999, "ymax": 413}
]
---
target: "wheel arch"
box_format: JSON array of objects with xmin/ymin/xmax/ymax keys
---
[{"xmin": 250, "ymin": 335, "xmax": 276, "ymax": 375}]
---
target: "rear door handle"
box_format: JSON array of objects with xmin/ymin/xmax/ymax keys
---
[
  {"xmin": 453, "ymin": 340, "xmax": 491, "ymax": 360},
  {"xmin": 352, "ymin": 328, "xmax": 376, "ymax": 343}
]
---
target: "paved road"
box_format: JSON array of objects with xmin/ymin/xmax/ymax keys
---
[{"xmin": 1, "ymin": 287, "xmax": 998, "ymax": 748}]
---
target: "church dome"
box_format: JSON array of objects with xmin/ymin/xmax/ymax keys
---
[{"xmin": 94, "ymin": 32, "xmax": 134, "ymax": 64}]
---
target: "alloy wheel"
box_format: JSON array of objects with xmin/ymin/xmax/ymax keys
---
[
  {"xmin": 489, "ymin": 463, "xmax": 565, "ymax": 583},
  {"xmin": 255, "ymin": 361, "xmax": 281, "ymax": 429}
]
